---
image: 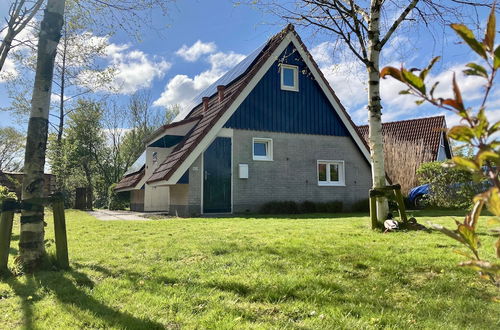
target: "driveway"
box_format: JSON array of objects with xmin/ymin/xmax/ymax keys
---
[{"xmin": 87, "ymin": 209, "xmax": 167, "ymax": 221}]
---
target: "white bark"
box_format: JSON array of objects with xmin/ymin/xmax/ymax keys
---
[
  {"xmin": 368, "ymin": 0, "xmax": 388, "ymax": 222},
  {"xmin": 20, "ymin": 0, "xmax": 65, "ymax": 270}
]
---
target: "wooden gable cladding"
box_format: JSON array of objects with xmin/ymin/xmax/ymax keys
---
[{"xmin": 224, "ymin": 43, "xmax": 349, "ymax": 136}]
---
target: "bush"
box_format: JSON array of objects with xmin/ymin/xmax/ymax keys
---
[
  {"xmin": 259, "ymin": 200, "xmax": 342, "ymax": 214},
  {"xmin": 259, "ymin": 201, "xmax": 299, "ymax": 214},
  {"xmin": 107, "ymin": 183, "xmax": 129, "ymax": 210},
  {"xmin": 416, "ymin": 161, "xmax": 478, "ymax": 209},
  {"xmin": 316, "ymin": 201, "xmax": 343, "ymax": 213},
  {"xmin": 299, "ymin": 201, "xmax": 316, "ymax": 213},
  {"xmin": 351, "ymin": 198, "xmax": 370, "ymax": 212}
]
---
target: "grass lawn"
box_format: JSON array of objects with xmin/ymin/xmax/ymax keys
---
[{"xmin": 0, "ymin": 210, "xmax": 499, "ymax": 329}]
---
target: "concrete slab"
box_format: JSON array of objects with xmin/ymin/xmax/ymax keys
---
[{"xmin": 87, "ymin": 209, "xmax": 169, "ymax": 221}]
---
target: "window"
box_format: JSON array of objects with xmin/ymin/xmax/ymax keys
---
[
  {"xmin": 253, "ymin": 138, "xmax": 273, "ymax": 161},
  {"xmin": 280, "ymin": 64, "xmax": 299, "ymax": 92},
  {"xmin": 317, "ymin": 160, "xmax": 345, "ymax": 186}
]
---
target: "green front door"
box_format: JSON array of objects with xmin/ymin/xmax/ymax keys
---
[{"xmin": 203, "ymin": 137, "xmax": 232, "ymax": 213}]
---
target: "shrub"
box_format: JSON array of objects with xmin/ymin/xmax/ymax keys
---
[
  {"xmin": 351, "ymin": 198, "xmax": 370, "ymax": 212},
  {"xmin": 108, "ymin": 183, "xmax": 129, "ymax": 210},
  {"xmin": 260, "ymin": 200, "xmax": 342, "ymax": 214},
  {"xmin": 259, "ymin": 201, "xmax": 299, "ymax": 214},
  {"xmin": 416, "ymin": 161, "xmax": 477, "ymax": 209},
  {"xmin": 299, "ymin": 201, "xmax": 316, "ymax": 213},
  {"xmin": 316, "ymin": 201, "xmax": 343, "ymax": 213}
]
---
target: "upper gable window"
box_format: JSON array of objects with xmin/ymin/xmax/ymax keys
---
[{"xmin": 281, "ymin": 64, "xmax": 299, "ymax": 92}]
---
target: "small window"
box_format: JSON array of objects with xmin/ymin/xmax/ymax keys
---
[
  {"xmin": 317, "ymin": 160, "xmax": 345, "ymax": 186},
  {"xmin": 280, "ymin": 64, "xmax": 299, "ymax": 91},
  {"xmin": 253, "ymin": 138, "xmax": 273, "ymax": 161}
]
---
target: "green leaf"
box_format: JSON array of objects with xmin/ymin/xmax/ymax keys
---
[
  {"xmin": 458, "ymin": 224, "xmax": 479, "ymax": 251},
  {"xmin": 430, "ymin": 81, "xmax": 439, "ymax": 98},
  {"xmin": 494, "ymin": 45, "xmax": 500, "ymax": 69},
  {"xmin": 380, "ymin": 66, "xmax": 402, "ymax": 80},
  {"xmin": 415, "ymin": 99, "xmax": 425, "ymax": 106},
  {"xmin": 448, "ymin": 125, "xmax": 475, "ymax": 142},
  {"xmin": 430, "ymin": 223, "xmax": 467, "ymax": 245},
  {"xmin": 453, "ymin": 249, "xmax": 475, "ymax": 259},
  {"xmin": 488, "ymin": 187, "xmax": 500, "ymax": 217},
  {"xmin": 451, "ymin": 23, "xmax": 487, "ymax": 59},
  {"xmin": 401, "ymin": 69, "xmax": 425, "ymax": 94},
  {"xmin": 464, "ymin": 63, "xmax": 488, "ymax": 78},
  {"xmin": 489, "ymin": 119, "xmax": 500, "ymax": 134},
  {"xmin": 464, "ymin": 199, "xmax": 485, "ymax": 230},
  {"xmin": 399, "ymin": 89, "xmax": 411, "ymax": 95},
  {"xmin": 476, "ymin": 150, "xmax": 500, "ymax": 167},
  {"xmin": 453, "ymin": 156, "xmax": 479, "ymax": 170},
  {"xmin": 420, "ymin": 56, "xmax": 441, "ymax": 80},
  {"xmin": 484, "ymin": 4, "xmax": 496, "ymax": 51}
]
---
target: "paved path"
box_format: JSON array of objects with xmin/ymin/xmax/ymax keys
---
[{"xmin": 87, "ymin": 209, "xmax": 167, "ymax": 221}]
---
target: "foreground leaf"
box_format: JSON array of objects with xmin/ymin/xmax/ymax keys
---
[{"xmin": 451, "ymin": 23, "xmax": 487, "ymax": 59}]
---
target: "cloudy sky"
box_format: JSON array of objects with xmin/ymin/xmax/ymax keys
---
[{"xmin": 0, "ymin": 1, "xmax": 497, "ymax": 131}]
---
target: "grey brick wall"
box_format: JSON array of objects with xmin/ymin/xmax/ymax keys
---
[{"xmin": 231, "ymin": 129, "xmax": 372, "ymax": 213}]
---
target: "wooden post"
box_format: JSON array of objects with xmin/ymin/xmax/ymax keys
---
[
  {"xmin": 0, "ymin": 199, "xmax": 16, "ymax": 274},
  {"xmin": 393, "ymin": 186, "xmax": 408, "ymax": 223},
  {"xmin": 51, "ymin": 194, "xmax": 69, "ymax": 269},
  {"xmin": 369, "ymin": 193, "xmax": 378, "ymax": 230}
]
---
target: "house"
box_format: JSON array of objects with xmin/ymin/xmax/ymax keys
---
[
  {"xmin": 357, "ymin": 116, "xmax": 453, "ymax": 162},
  {"xmin": 0, "ymin": 171, "xmax": 56, "ymax": 198},
  {"xmin": 115, "ymin": 25, "xmax": 373, "ymax": 216}
]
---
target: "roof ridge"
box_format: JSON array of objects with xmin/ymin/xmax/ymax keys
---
[{"xmin": 357, "ymin": 115, "xmax": 445, "ymax": 127}]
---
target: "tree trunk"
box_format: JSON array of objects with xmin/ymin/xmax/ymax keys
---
[
  {"xmin": 367, "ymin": 0, "xmax": 388, "ymax": 223},
  {"xmin": 20, "ymin": 0, "xmax": 65, "ymax": 270}
]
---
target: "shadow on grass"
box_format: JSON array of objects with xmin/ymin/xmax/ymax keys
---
[{"xmin": 7, "ymin": 267, "xmax": 166, "ymax": 329}]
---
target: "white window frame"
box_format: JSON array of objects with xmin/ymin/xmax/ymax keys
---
[
  {"xmin": 280, "ymin": 64, "xmax": 299, "ymax": 92},
  {"xmin": 252, "ymin": 138, "xmax": 273, "ymax": 161},
  {"xmin": 317, "ymin": 160, "xmax": 345, "ymax": 186}
]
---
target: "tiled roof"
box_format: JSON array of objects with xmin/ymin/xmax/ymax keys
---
[
  {"xmin": 357, "ymin": 116, "xmax": 447, "ymax": 159},
  {"xmin": 147, "ymin": 24, "xmax": 371, "ymax": 184},
  {"xmin": 115, "ymin": 166, "xmax": 145, "ymax": 191}
]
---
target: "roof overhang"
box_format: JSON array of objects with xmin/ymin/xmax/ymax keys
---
[{"xmin": 145, "ymin": 116, "xmax": 201, "ymax": 146}]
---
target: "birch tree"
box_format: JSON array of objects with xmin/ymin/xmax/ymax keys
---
[
  {"xmin": 252, "ymin": 0, "xmax": 491, "ymax": 224},
  {"xmin": 20, "ymin": 0, "xmax": 65, "ymax": 270},
  {"xmin": 0, "ymin": 0, "xmax": 44, "ymax": 72}
]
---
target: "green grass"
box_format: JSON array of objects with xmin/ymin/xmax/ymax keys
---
[{"xmin": 1, "ymin": 210, "xmax": 498, "ymax": 329}]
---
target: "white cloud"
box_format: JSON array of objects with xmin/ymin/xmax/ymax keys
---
[
  {"xmin": 312, "ymin": 38, "xmax": 488, "ymax": 126},
  {"xmin": 153, "ymin": 50, "xmax": 245, "ymax": 109},
  {"xmin": 176, "ymin": 40, "xmax": 217, "ymax": 62},
  {"xmin": 80, "ymin": 40, "xmax": 171, "ymax": 94}
]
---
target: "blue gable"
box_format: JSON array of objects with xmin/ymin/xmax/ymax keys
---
[{"xmin": 224, "ymin": 43, "xmax": 349, "ymax": 136}]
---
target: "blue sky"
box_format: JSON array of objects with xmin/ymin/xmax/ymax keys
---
[{"xmin": 0, "ymin": 1, "xmax": 497, "ymax": 132}]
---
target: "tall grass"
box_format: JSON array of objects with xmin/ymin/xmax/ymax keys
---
[{"xmin": 383, "ymin": 134, "xmax": 434, "ymax": 195}]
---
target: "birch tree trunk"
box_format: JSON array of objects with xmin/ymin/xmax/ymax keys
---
[
  {"xmin": 20, "ymin": 0, "xmax": 65, "ymax": 270},
  {"xmin": 367, "ymin": 0, "xmax": 388, "ymax": 222}
]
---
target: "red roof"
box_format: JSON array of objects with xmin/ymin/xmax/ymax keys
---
[
  {"xmin": 115, "ymin": 166, "xmax": 145, "ymax": 191},
  {"xmin": 357, "ymin": 115, "xmax": 448, "ymax": 160}
]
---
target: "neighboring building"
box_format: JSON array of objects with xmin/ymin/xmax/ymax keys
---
[
  {"xmin": 115, "ymin": 25, "xmax": 373, "ymax": 216},
  {"xmin": 0, "ymin": 171, "xmax": 56, "ymax": 198},
  {"xmin": 357, "ymin": 116, "xmax": 453, "ymax": 162}
]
